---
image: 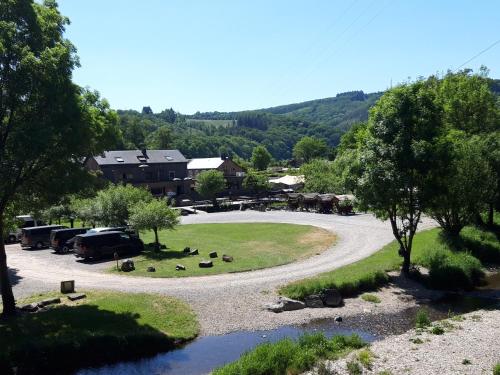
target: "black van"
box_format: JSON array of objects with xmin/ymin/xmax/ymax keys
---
[
  {"xmin": 21, "ymin": 225, "xmax": 67, "ymax": 249},
  {"xmin": 50, "ymin": 228, "xmax": 89, "ymax": 254},
  {"xmin": 74, "ymin": 231, "xmax": 144, "ymax": 260}
]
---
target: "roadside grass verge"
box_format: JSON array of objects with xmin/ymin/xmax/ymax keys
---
[
  {"xmin": 212, "ymin": 333, "xmax": 366, "ymax": 375},
  {"xmin": 0, "ymin": 291, "xmax": 199, "ymax": 374},
  {"xmin": 281, "ymin": 224, "xmax": 498, "ymax": 301},
  {"xmin": 112, "ymin": 223, "xmax": 336, "ymax": 277}
]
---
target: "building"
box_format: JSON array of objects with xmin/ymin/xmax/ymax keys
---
[
  {"xmin": 269, "ymin": 175, "xmax": 305, "ymax": 191},
  {"xmin": 187, "ymin": 157, "xmax": 245, "ymax": 191},
  {"xmin": 85, "ymin": 149, "xmax": 191, "ymax": 197}
]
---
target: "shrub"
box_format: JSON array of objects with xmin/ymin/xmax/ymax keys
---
[
  {"xmin": 213, "ymin": 334, "xmax": 366, "ymax": 375},
  {"xmin": 361, "ymin": 293, "xmax": 381, "ymax": 303},
  {"xmin": 346, "ymin": 360, "xmax": 362, "ymax": 375},
  {"xmin": 420, "ymin": 246, "xmax": 483, "ymax": 290},
  {"xmin": 415, "ymin": 309, "xmax": 431, "ymax": 328},
  {"xmin": 493, "ymin": 363, "xmax": 500, "ymax": 375},
  {"xmin": 357, "ymin": 349, "xmax": 374, "ymax": 369},
  {"xmin": 430, "ymin": 325, "xmax": 445, "ymax": 335},
  {"xmin": 462, "ymin": 359, "xmax": 471, "ymax": 365}
]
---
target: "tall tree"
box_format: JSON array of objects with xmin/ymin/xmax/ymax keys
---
[
  {"xmin": 129, "ymin": 199, "xmax": 179, "ymax": 251},
  {"xmin": 195, "ymin": 170, "xmax": 226, "ymax": 207},
  {"xmin": 292, "ymin": 136, "xmax": 328, "ymax": 163},
  {"xmin": 242, "ymin": 172, "xmax": 270, "ymax": 196},
  {"xmin": 0, "ymin": 0, "xmax": 119, "ymax": 316},
  {"xmin": 427, "ymin": 133, "xmax": 495, "ymax": 236},
  {"xmin": 356, "ymin": 81, "xmax": 446, "ymax": 274},
  {"xmin": 251, "ymin": 145, "xmax": 272, "ymax": 170}
]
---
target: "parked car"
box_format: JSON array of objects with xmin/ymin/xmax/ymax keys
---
[
  {"xmin": 74, "ymin": 231, "xmax": 144, "ymax": 260},
  {"xmin": 50, "ymin": 228, "xmax": 89, "ymax": 253},
  {"xmin": 5, "ymin": 215, "xmax": 46, "ymax": 244},
  {"xmin": 65, "ymin": 226, "xmax": 138, "ymax": 248},
  {"xmin": 21, "ymin": 225, "xmax": 67, "ymax": 249}
]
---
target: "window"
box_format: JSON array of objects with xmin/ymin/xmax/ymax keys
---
[
  {"xmin": 119, "ymin": 233, "xmax": 130, "ymax": 241},
  {"xmin": 137, "ymin": 156, "xmax": 147, "ymax": 163},
  {"xmin": 169, "ymin": 171, "xmax": 175, "ymax": 179},
  {"xmin": 115, "ymin": 157, "xmax": 124, "ymax": 163},
  {"xmin": 165, "ymin": 156, "xmax": 174, "ymax": 161}
]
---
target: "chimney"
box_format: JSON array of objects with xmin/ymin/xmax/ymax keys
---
[{"xmin": 141, "ymin": 149, "xmax": 148, "ymax": 158}]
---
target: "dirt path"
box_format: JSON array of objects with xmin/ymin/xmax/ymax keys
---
[{"xmin": 5, "ymin": 211, "xmax": 436, "ymax": 335}]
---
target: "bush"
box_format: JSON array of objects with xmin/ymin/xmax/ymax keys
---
[
  {"xmin": 493, "ymin": 363, "xmax": 500, "ymax": 375},
  {"xmin": 422, "ymin": 246, "xmax": 484, "ymax": 290},
  {"xmin": 213, "ymin": 334, "xmax": 366, "ymax": 375},
  {"xmin": 430, "ymin": 325, "xmax": 445, "ymax": 335},
  {"xmin": 415, "ymin": 309, "xmax": 431, "ymax": 328},
  {"xmin": 346, "ymin": 360, "xmax": 362, "ymax": 375}
]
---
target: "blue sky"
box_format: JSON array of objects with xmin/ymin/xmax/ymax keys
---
[{"xmin": 58, "ymin": 0, "xmax": 500, "ymax": 114}]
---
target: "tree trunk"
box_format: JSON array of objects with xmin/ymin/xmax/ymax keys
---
[
  {"xmin": 153, "ymin": 227, "xmax": 160, "ymax": 252},
  {"xmin": 488, "ymin": 203, "xmax": 494, "ymax": 227},
  {"xmin": 0, "ymin": 216, "xmax": 16, "ymax": 317},
  {"xmin": 402, "ymin": 250, "xmax": 411, "ymax": 275},
  {"xmin": 70, "ymin": 219, "xmax": 74, "ymax": 228}
]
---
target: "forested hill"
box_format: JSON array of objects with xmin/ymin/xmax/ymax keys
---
[
  {"xmin": 117, "ymin": 90, "xmax": 383, "ymax": 161},
  {"xmin": 114, "ymin": 81, "xmax": 499, "ymax": 161}
]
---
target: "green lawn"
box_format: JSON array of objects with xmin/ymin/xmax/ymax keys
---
[
  {"xmin": 112, "ymin": 223, "xmax": 336, "ymax": 277},
  {"xmin": 0, "ymin": 291, "xmax": 199, "ymax": 374},
  {"xmin": 281, "ymin": 224, "xmax": 500, "ymax": 300}
]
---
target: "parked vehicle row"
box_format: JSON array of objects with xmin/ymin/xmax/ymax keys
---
[{"xmin": 17, "ymin": 225, "xmax": 143, "ymax": 261}]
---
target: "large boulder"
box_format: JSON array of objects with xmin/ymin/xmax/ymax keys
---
[
  {"xmin": 38, "ymin": 297, "xmax": 61, "ymax": 307},
  {"xmin": 209, "ymin": 251, "xmax": 218, "ymax": 258},
  {"xmin": 280, "ymin": 297, "xmax": 306, "ymax": 311},
  {"xmin": 176, "ymin": 264, "xmax": 186, "ymax": 271},
  {"xmin": 199, "ymin": 260, "xmax": 213, "ymax": 268},
  {"xmin": 189, "ymin": 249, "xmax": 199, "ymax": 256},
  {"xmin": 320, "ymin": 288, "xmax": 343, "ymax": 307},
  {"xmin": 264, "ymin": 302, "xmax": 283, "ymax": 313},
  {"xmin": 304, "ymin": 294, "xmax": 324, "ymax": 308},
  {"xmin": 121, "ymin": 259, "xmax": 135, "ymax": 272},
  {"xmin": 222, "ymin": 254, "xmax": 233, "ymax": 262},
  {"xmin": 19, "ymin": 303, "xmax": 38, "ymax": 312},
  {"xmin": 183, "ymin": 247, "xmax": 191, "ymax": 253},
  {"xmin": 67, "ymin": 293, "xmax": 86, "ymax": 301}
]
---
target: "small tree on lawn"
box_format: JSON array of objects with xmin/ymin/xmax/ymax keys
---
[
  {"xmin": 129, "ymin": 199, "xmax": 179, "ymax": 251},
  {"xmin": 195, "ymin": 170, "xmax": 226, "ymax": 208}
]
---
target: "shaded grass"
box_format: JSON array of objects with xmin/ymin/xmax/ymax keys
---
[
  {"xmin": 112, "ymin": 223, "xmax": 336, "ymax": 277},
  {"xmin": 212, "ymin": 333, "xmax": 366, "ymax": 375},
  {"xmin": 0, "ymin": 291, "xmax": 198, "ymax": 374},
  {"xmin": 281, "ymin": 224, "xmax": 498, "ymax": 300}
]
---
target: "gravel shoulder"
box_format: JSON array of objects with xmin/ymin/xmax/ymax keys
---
[
  {"xmin": 4, "ymin": 210, "xmax": 436, "ymax": 335},
  {"xmin": 311, "ymin": 309, "xmax": 500, "ymax": 375}
]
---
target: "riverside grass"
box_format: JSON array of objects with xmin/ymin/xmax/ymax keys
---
[
  {"xmin": 113, "ymin": 223, "xmax": 336, "ymax": 277},
  {"xmin": 281, "ymin": 224, "xmax": 499, "ymax": 300},
  {"xmin": 0, "ymin": 291, "xmax": 199, "ymax": 374},
  {"xmin": 212, "ymin": 333, "xmax": 366, "ymax": 375}
]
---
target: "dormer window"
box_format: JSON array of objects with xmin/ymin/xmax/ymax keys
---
[
  {"xmin": 115, "ymin": 157, "xmax": 124, "ymax": 162},
  {"xmin": 165, "ymin": 156, "xmax": 174, "ymax": 161},
  {"xmin": 137, "ymin": 156, "xmax": 147, "ymax": 163}
]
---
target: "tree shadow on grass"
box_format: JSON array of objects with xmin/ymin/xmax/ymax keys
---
[
  {"xmin": 0, "ymin": 304, "xmax": 178, "ymax": 375},
  {"xmin": 141, "ymin": 248, "xmax": 190, "ymax": 261}
]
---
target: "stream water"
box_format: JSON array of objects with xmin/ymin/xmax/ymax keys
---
[{"xmin": 78, "ymin": 294, "xmax": 498, "ymax": 375}]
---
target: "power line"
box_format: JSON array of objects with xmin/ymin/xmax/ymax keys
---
[{"xmin": 455, "ymin": 38, "xmax": 500, "ymax": 71}]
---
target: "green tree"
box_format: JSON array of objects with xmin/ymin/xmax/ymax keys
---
[
  {"xmin": 428, "ymin": 134, "xmax": 496, "ymax": 236},
  {"xmin": 251, "ymin": 145, "xmax": 272, "ymax": 170},
  {"xmin": 300, "ymin": 159, "xmax": 338, "ymax": 194},
  {"xmin": 243, "ymin": 172, "xmax": 270, "ymax": 196},
  {"xmin": 195, "ymin": 170, "xmax": 226, "ymax": 207},
  {"xmin": 129, "ymin": 199, "xmax": 180, "ymax": 251},
  {"xmin": 356, "ymin": 81, "xmax": 446, "ymax": 274},
  {"xmin": 145, "ymin": 125, "xmax": 173, "ymax": 149},
  {"xmin": 292, "ymin": 136, "xmax": 329, "ymax": 163},
  {"xmin": 95, "ymin": 185, "xmax": 152, "ymax": 226},
  {"xmin": 0, "ymin": 0, "xmax": 119, "ymax": 316},
  {"xmin": 71, "ymin": 197, "xmax": 101, "ymax": 228}
]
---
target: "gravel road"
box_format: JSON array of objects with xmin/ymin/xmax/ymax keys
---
[{"xmin": 5, "ymin": 210, "xmax": 436, "ymax": 335}]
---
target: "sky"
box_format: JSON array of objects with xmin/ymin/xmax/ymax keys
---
[{"xmin": 58, "ymin": 0, "xmax": 500, "ymax": 114}]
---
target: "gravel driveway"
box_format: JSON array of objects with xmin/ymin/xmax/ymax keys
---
[{"xmin": 5, "ymin": 211, "xmax": 436, "ymax": 334}]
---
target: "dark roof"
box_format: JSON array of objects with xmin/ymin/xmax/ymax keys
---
[
  {"xmin": 93, "ymin": 150, "xmax": 187, "ymax": 166},
  {"xmin": 78, "ymin": 231, "xmax": 124, "ymax": 238}
]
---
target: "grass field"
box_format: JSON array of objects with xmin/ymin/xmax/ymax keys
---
[
  {"xmin": 0, "ymin": 291, "xmax": 199, "ymax": 374},
  {"xmin": 281, "ymin": 224, "xmax": 500, "ymax": 300},
  {"xmin": 112, "ymin": 223, "xmax": 336, "ymax": 277}
]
